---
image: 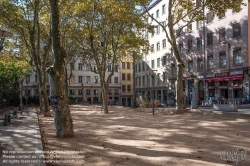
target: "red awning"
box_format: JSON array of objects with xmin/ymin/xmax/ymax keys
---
[{"xmin": 205, "ymin": 74, "xmax": 243, "ymax": 82}]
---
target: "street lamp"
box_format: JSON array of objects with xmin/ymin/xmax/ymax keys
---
[
  {"xmin": 0, "ymin": 30, "xmax": 13, "ymax": 52},
  {"xmin": 148, "ymin": 69, "xmax": 157, "ymax": 115}
]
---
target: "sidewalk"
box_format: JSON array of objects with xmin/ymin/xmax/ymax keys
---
[
  {"xmin": 0, "ymin": 108, "xmax": 45, "ymax": 166},
  {"xmin": 192, "ymin": 103, "xmax": 250, "ymax": 115}
]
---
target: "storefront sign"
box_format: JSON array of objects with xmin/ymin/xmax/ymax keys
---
[
  {"xmin": 230, "ymin": 70, "xmax": 243, "ymax": 75},
  {"xmin": 215, "ymin": 72, "xmax": 229, "ymax": 77},
  {"xmin": 208, "ymin": 86, "xmax": 215, "ymax": 89},
  {"xmin": 232, "ymin": 85, "xmax": 243, "ymax": 89},
  {"xmin": 206, "ymin": 74, "xmax": 215, "ymax": 78},
  {"xmin": 218, "ymin": 86, "xmax": 228, "ymax": 89}
]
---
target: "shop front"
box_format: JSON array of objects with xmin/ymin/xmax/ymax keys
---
[{"xmin": 205, "ymin": 71, "xmax": 244, "ymax": 99}]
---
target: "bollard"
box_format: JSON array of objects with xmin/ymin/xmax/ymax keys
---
[
  {"xmin": 4, "ymin": 113, "xmax": 7, "ymax": 126},
  {"xmin": 8, "ymin": 114, "xmax": 11, "ymax": 122}
]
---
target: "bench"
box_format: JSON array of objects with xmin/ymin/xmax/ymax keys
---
[
  {"xmin": 0, "ymin": 106, "xmax": 17, "ymax": 126},
  {"xmin": 213, "ymin": 104, "xmax": 238, "ymax": 112}
]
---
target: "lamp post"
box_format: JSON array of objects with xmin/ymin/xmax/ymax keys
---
[
  {"xmin": 133, "ymin": 51, "xmax": 136, "ymax": 108},
  {"xmin": 19, "ymin": 77, "xmax": 24, "ymax": 115},
  {"xmin": 0, "ymin": 30, "xmax": 13, "ymax": 52},
  {"xmin": 148, "ymin": 70, "xmax": 157, "ymax": 115}
]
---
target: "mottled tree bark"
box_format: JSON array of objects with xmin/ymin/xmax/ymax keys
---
[{"xmin": 48, "ymin": 0, "xmax": 74, "ymax": 138}]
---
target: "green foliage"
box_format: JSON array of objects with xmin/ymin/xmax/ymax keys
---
[{"xmin": 0, "ymin": 62, "xmax": 26, "ymax": 108}]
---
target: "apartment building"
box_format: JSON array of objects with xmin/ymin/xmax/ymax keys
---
[
  {"xmin": 135, "ymin": 0, "xmax": 250, "ymax": 106},
  {"xmin": 22, "ymin": 58, "xmax": 122, "ymax": 104},
  {"xmin": 120, "ymin": 55, "xmax": 133, "ymax": 107}
]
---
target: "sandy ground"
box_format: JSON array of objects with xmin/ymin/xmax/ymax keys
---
[{"xmin": 38, "ymin": 105, "xmax": 250, "ymax": 166}]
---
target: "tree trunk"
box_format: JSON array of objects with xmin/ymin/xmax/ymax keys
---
[
  {"xmin": 101, "ymin": 83, "xmax": 109, "ymax": 114},
  {"xmin": 176, "ymin": 63, "xmax": 186, "ymax": 112},
  {"xmin": 49, "ymin": 0, "xmax": 74, "ymax": 138}
]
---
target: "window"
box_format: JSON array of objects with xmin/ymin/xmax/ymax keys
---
[
  {"xmin": 114, "ymin": 65, "xmax": 118, "ymax": 72},
  {"xmin": 151, "ymin": 60, "xmax": 155, "ymax": 68},
  {"xmin": 86, "ymin": 89, "xmax": 90, "ymax": 95},
  {"xmin": 110, "ymin": 77, "xmax": 112, "ymax": 83},
  {"xmin": 70, "ymin": 75, "xmax": 75, "ymax": 83},
  {"xmin": 218, "ymin": 12, "xmax": 225, "ymax": 19},
  {"xmin": 179, "ymin": 43, "xmax": 184, "ymax": 54},
  {"xmin": 122, "ymin": 85, "xmax": 126, "ymax": 91},
  {"xmin": 127, "ymin": 62, "xmax": 130, "ymax": 69},
  {"xmin": 138, "ymin": 63, "xmax": 141, "ymax": 71},
  {"xmin": 196, "ymin": 0, "xmax": 201, "ymax": 7},
  {"xmin": 94, "ymin": 76, "xmax": 98, "ymax": 83},
  {"xmin": 188, "ymin": 39, "xmax": 193, "ymax": 52},
  {"xmin": 219, "ymin": 28, "xmax": 226, "ymax": 42},
  {"xmin": 35, "ymin": 75, "xmax": 37, "ymax": 83},
  {"xmin": 25, "ymin": 89, "xmax": 31, "ymax": 96},
  {"xmin": 139, "ymin": 76, "xmax": 141, "ymax": 86},
  {"xmin": 70, "ymin": 63, "xmax": 75, "ymax": 70},
  {"xmin": 147, "ymin": 75, "xmax": 150, "ymax": 85},
  {"xmin": 26, "ymin": 75, "xmax": 30, "ymax": 83},
  {"xmin": 151, "ymin": 75, "xmax": 155, "ymax": 85},
  {"xmin": 188, "ymin": 61, "xmax": 193, "ymax": 72},
  {"xmin": 93, "ymin": 89, "xmax": 98, "ymax": 95},
  {"xmin": 127, "ymin": 85, "xmax": 131, "ymax": 92},
  {"xmin": 86, "ymin": 76, "xmax": 90, "ymax": 83},
  {"xmin": 114, "ymin": 77, "xmax": 118, "ymax": 83},
  {"xmin": 86, "ymin": 64, "xmax": 91, "ymax": 71},
  {"xmin": 163, "ymin": 72, "xmax": 167, "ymax": 83},
  {"xmin": 156, "ymin": 9, "xmax": 159, "ymax": 18},
  {"xmin": 122, "ymin": 62, "xmax": 125, "ymax": 69},
  {"xmin": 233, "ymin": 23, "xmax": 241, "ymax": 38},
  {"xmin": 162, "ymin": 5, "xmax": 166, "ymax": 14},
  {"xmin": 157, "ymin": 58, "xmax": 160, "ymax": 67},
  {"xmin": 197, "ymin": 58, "xmax": 203, "ymax": 70},
  {"xmin": 197, "ymin": 36, "xmax": 202, "ymax": 49},
  {"xmin": 187, "ymin": 24, "xmax": 192, "ymax": 33},
  {"xmin": 162, "ymin": 21, "xmax": 166, "ymax": 32},
  {"xmin": 151, "ymin": 14, "xmax": 154, "ymax": 22},
  {"xmin": 78, "ymin": 76, "xmax": 82, "ymax": 83},
  {"xmin": 171, "ymin": 64, "xmax": 176, "ymax": 75},
  {"xmin": 233, "ymin": 48, "xmax": 242, "ymax": 64},
  {"xmin": 219, "ymin": 51, "xmax": 227, "ymax": 67},
  {"xmin": 146, "ymin": 31, "xmax": 148, "ymax": 39},
  {"xmin": 171, "ymin": 80, "xmax": 175, "ymax": 90},
  {"xmin": 142, "ymin": 62, "xmax": 145, "ymax": 71},
  {"xmin": 107, "ymin": 65, "xmax": 112, "ymax": 71},
  {"xmin": 142, "ymin": 76, "xmax": 145, "ymax": 86},
  {"xmin": 157, "ymin": 42, "xmax": 160, "ymax": 51},
  {"xmin": 151, "ymin": 44, "xmax": 154, "ymax": 52},
  {"xmin": 156, "ymin": 25, "xmax": 160, "ymax": 34},
  {"xmin": 70, "ymin": 89, "xmax": 75, "ymax": 95},
  {"xmin": 207, "ymin": 12, "xmax": 213, "ymax": 24},
  {"xmin": 197, "ymin": 20, "xmax": 203, "ymax": 29},
  {"xmin": 147, "ymin": 61, "xmax": 150, "ymax": 70},
  {"xmin": 208, "ymin": 55, "xmax": 214, "ymax": 69},
  {"xmin": 122, "ymin": 73, "xmax": 125, "ymax": 80},
  {"xmin": 157, "ymin": 73, "xmax": 160, "ymax": 84},
  {"xmin": 162, "ymin": 39, "xmax": 166, "ymax": 48},
  {"xmin": 162, "ymin": 56, "xmax": 166, "ymax": 66},
  {"xmin": 78, "ymin": 63, "xmax": 82, "ymax": 70},
  {"xmin": 207, "ymin": 32, "xmax": 213, "ymax": 46},
  {"xmin": 78, "ymin": 89, "xmax": 82, "ymax": 95},
  {"xmin": 127, "ymin": 73, "xmax": 131, "ymax": 80},
  {"xmin": 135, "ymin": 64, "xmax": 137, "ymax": 72}
]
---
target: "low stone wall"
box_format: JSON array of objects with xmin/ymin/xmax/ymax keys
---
[{"xmin": 213, "ymin": 104, "xmax": 238, "ymax": 112}]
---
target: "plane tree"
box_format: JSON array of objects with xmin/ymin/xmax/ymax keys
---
[{"xmin": 72, "ymin": 0, "xmax": 153, "ymax": 113}]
